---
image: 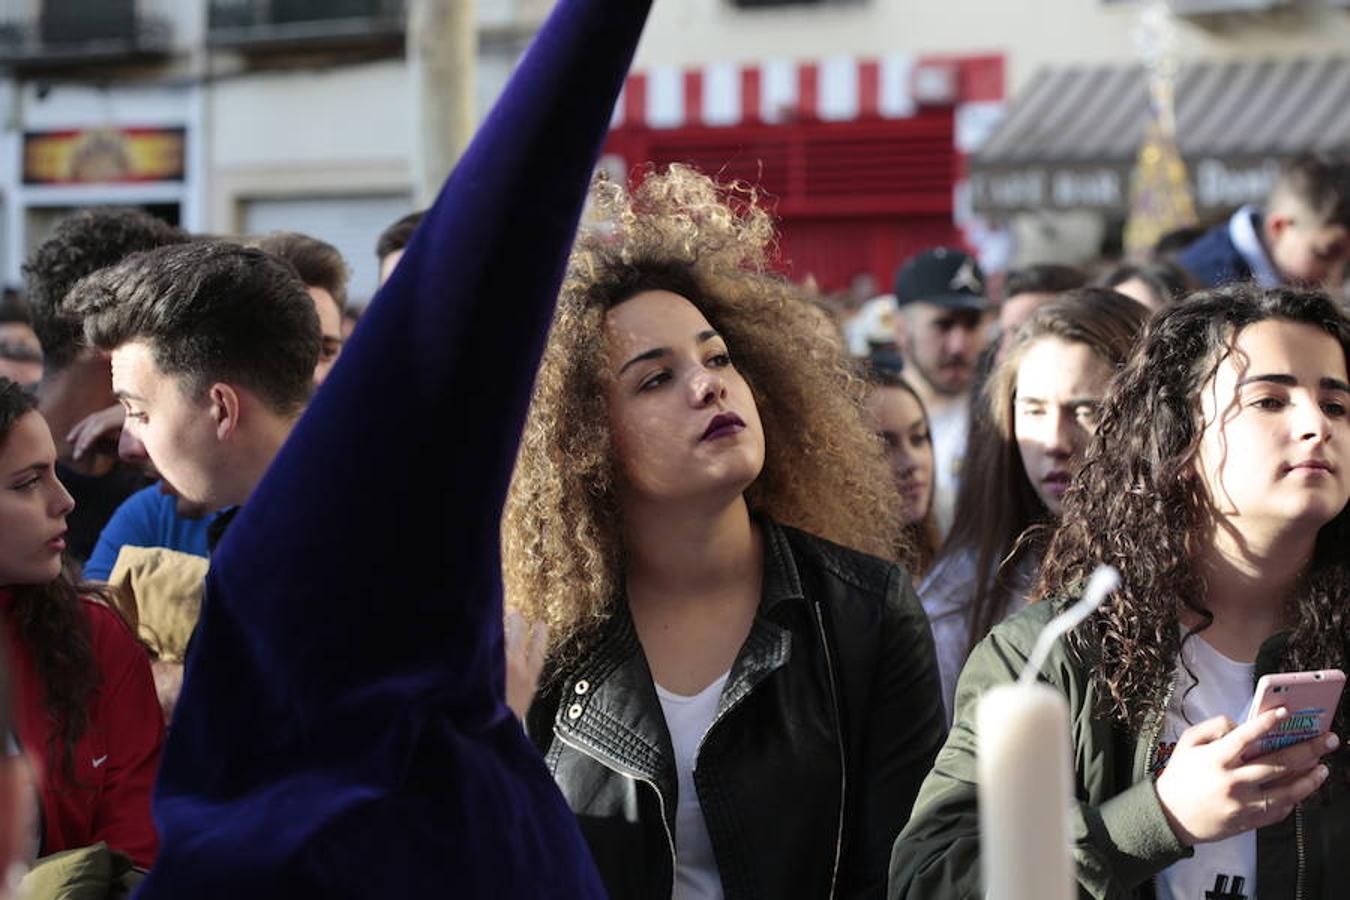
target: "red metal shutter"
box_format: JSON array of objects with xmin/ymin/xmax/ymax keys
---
[{"xmin": 604, "ymin": 108, "xmax": 959, "ymax": 292}]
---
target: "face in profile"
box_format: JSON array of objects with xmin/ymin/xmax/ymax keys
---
[
  {"xmin": 111, "ymin": 341, "xmax": 224, "ymax": 509},
  {"xmin": 604, "ymin": 290, "xmax": 765, "ymax": 506},
  {"xmin": 378, "ymin": 250, "xmax": 404, "ymax": 288},
  {"xmin": 308, "ymin": 286, "xmax": 344, "ymax": 386},
  {"xmin": 1196, "ymin": 319, "xmax": 1350, "ymax": 539},
  {"xmin": 866, "ymin": 385, "xmax": 933, "ymax": 526},
  {"xmin": 0, "ymin": 411, "xmax": 74, "ymax": 586},
  {"xmin": 1013, "ymin": 336, "xmax": 1115, "ymax": 516},
  {"xmin": 1270, "ymin": 218, "xmax": 1349, "ymax": 287}
]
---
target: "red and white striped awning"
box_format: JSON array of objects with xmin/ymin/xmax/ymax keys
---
[{"xmin": 612, "ymin": 54, "xmax": 1004, "ymax": 133}]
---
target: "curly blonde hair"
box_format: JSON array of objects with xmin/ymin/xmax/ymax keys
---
[{"xmin": 502, "ymin": 165, "xmax": 907, "ymax": 652}]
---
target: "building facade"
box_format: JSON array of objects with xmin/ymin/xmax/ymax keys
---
[
  {"xmin": 0, "ymin": 0, "xmax": 1346, "ymax": 300},
  {"xmin": 0, "ymin": 0, "xmax": 542, "ymax": 305}
]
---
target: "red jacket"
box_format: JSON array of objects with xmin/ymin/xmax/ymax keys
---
[{"xmin": 0, "ymin": 589, "xmax": 163, "ymax": 867}]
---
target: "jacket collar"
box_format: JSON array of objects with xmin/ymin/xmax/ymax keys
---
[
  {"xmin": 758, "ymin": 515, "xmax": 805, "ymax": 614},
  {"xmin": 1228, "ymin": 204, "xmax": 1281, "ymax": 289}
]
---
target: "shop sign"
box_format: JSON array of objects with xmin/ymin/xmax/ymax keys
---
[
  {"xmin": 969, "ymin": 165, "xmax": 1127, "ymax": 213},
  {"xmin": 970, "ymin": 155, "xmax": 1287, "ymax": 215},
  {"xmin": 1191, "ymin": 157, "xmax": 1281, "ymax": 211},
  {"xmin": 23, "ymin": 126, "xmax": 186, "ymax": 185}
]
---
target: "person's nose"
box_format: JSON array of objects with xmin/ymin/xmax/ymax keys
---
[
  {"xmin": 892, "ymin": 444, "xmax": 920, "ymax": 478},
  {"xmin": 944, "ymin": 326, "xmax": 974, "ymax": 357},
  {"xmin": 50, "ymin": 477, "xmax": 75, "ymax": 520},
  {"xmin": 1044, "ymin": 407, "xmax": 1076, "ymax": 460},
  {"xmin": 689, "ymin": 367, "xmax": 728, "ymax": 407},
  {"xmin": 1294, "ymin": 397, "xmax": 1335, "ymax": 445}
]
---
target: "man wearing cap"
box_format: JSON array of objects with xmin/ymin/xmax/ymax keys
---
[{"xmin": 891, "ymin": 247, "xmax": 991, "ymax": 536}]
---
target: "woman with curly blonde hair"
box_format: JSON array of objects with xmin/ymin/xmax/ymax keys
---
[{"xmin": 505, "ymin": 165, "xmax": 945, "ymax": 899}]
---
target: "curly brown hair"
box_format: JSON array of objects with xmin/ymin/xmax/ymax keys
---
[
  {"xmin": 1038, "ymin": 284, "xmax": 1350, "ymax": 731},
  {"xmin": 503, "ymin": 165, "xmax": 906, "ymax": 651}
]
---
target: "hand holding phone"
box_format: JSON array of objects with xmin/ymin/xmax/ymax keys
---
[{"xmin": 1243, "ymin": 669, "xmax": 1345, "ymax": 757}]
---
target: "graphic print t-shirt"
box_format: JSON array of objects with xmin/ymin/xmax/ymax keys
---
[{"xmin": 1154, "ymin": 635, "xmax": 1256, "ymax": 900}]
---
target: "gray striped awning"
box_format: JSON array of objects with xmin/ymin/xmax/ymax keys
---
[{"xmin": 968, "ymin": 56, "xmax": 1350, "ymax": 215}]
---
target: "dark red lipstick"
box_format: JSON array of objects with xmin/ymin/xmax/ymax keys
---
[{"xmin": 701, "ymin": 412, "xmax": 746, "ymax": 441}]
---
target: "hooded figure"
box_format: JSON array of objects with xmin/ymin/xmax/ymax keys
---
[{"xmin": 136, "ymin": 0, "xmax": 652, "ymax": 895}]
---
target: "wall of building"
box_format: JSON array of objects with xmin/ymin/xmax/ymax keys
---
[{"xmin": 634, "ymin": 0, "xmax": 1350, "ymax": 93}]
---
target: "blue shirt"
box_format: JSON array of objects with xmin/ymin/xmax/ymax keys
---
[{"xmin": 82, "ymin": 484, "xmax": 217, "ymax": 582}]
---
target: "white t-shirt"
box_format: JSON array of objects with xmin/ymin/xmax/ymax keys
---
[
  {"xmin": 927, "ymin": 397, "xmax": 971, "ymax": 539},
  {"xmin": 1154, "ymin": 636, "xmax": 1256, "ymax": 900},
  {"xmin": 656, "ymin": 672, "xmax": 731, "ymax": 900}
]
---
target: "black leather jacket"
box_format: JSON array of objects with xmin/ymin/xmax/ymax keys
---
[{"xmin": 527, "ymin": 519, "xmax": 947, "ymax": 900}]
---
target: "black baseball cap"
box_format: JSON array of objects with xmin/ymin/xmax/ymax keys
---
[{"xmin": 893, "ymin": 247, "xmax": 989, "ymax": 311}]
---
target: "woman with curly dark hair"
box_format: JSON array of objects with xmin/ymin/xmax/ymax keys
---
[
  {"xmin": 0, "ymin": 377, "xmax": 162, "ymax": 869},
  {"xmin": 891, "ymin": 284, "xmax": 1350, "ymax": 899},
  {"xmin": 506, "ymin": 165, "xmax": 946, "ymax": 899}
]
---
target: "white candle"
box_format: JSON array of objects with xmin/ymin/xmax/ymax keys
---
[{"xmin": 977, "ymin": 682, "xmax": 1075, "ymax": 900}]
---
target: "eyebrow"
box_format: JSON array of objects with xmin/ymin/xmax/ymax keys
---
[
  {"xmin": 114, "ymin": 390, "xmax": 145, "ymax": 403},
  {"xmin": 618, "ymin": 329, "xmax": 720, "ymax": 375},
  {"xmin": 1015, "ymin": 395, "xmax": 1101, "ymax": 405},
  {"xmin": 6, "ymin": 462, "xmax": 46, "ymax": 481},
  {"xmin": 1236, "ymin": 374, "xmax": 1350, "ymax": 393}
]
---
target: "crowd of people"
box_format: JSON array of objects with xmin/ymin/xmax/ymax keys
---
[{"xmin": 0, "ymin": 0, "xmax": 1348, "ymax": 897}]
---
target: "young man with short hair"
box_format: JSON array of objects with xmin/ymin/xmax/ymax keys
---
[
  {"xmin": 1178, "ymin": 152, "xmax": 1350, "ymax": 290},
  {"xmin": 69, "ymin": 242, "xmax": 317, "ymax": 515}
]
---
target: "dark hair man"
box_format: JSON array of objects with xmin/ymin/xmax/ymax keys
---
[
  {"xmin": 892, "ymin": 247, "xmax": 992, "ymax": 536},
  {"xmin": 375, "ymin": 210, "xmax": 424, "ymax": 287},
  {"xmin": 66, "ymin": 241, "xmax": 318, "ymax": 513},
  {"xmin": 997, "ymin": 263, "xmax": 1088, "ymax": 354},
  {"xmin": 1178, "ymin": 153, "xmax": 1350, "ymax": 290},
  {"xmin": 250, "ymin": 231, "xmax": 349, "ymax": 384},
  {"xmin": 22, "ymin": 208, "xmax": 188, "ymax": 563}
]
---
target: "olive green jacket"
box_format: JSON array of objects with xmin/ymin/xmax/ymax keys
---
[{"xmin": 888, "ymin": 600, "xmax": 1350, "ymax": 900}]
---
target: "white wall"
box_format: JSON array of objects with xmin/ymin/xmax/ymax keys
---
[
  {"xmin": 211, "ymin": 60, "xmax": 412, "ymax": 170},
  {"xmin": 634, "ymin": 0, "xmax": 1350, "ymax": 93}
]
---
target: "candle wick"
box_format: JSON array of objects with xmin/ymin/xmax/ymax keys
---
[{"xmin": 1018, "ymin": 565, "xmax": 1121, "ymax": 687}]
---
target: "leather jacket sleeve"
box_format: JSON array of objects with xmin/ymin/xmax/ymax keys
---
[{"xmin": 838, "ymin": 566, "xmax": 947, "ymax": 898}]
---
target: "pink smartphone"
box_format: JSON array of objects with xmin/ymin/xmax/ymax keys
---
[{"xmin": 1243, "ymin": 669, "xmax": 1345, "ymax": 756}]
